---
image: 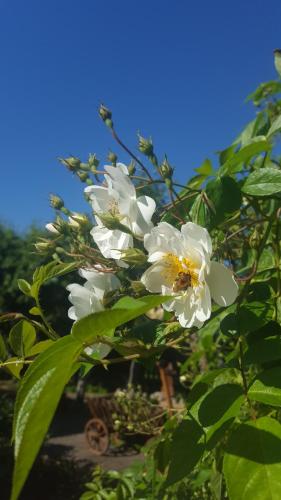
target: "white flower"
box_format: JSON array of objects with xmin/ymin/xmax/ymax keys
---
[
  {"xmin": 141, "ymin": 222, "xmax": 238, "ymax": 328},
  {"xmin": 67, "ymin": 267, "xmax": 121, "ymax": 358},
  {"xmin": 85, "ymin": 163, "xmax": 156, "ymax": 260}
]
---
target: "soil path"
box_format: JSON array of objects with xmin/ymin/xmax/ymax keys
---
[{"xmin": 46, "ymin": 432, "xmax": 143, "ymax": 471}]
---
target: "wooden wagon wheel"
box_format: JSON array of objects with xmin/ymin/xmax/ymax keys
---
[{"xmin": 85, "ymin": 418, "xmax": 109, "ymax": 455}]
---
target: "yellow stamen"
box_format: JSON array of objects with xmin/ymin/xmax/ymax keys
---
[{"xmin": 162, "ymin": 253, "xmax": 199, "ymax": 289}]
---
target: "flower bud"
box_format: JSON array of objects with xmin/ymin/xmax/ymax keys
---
[
  {"xmin": 128, "ymin": 161, "xmax": 136, "ymax": 175},
  {"xmin": 159, "ymin": 156, "xmax": 174, "ymax": 179},
  {"xmin": 98, "ymin": 213, "xmax": 132, "ymax": 234},
  {"xmin": 34, "ymin": 240, "xmax": 54, "ymax": 253},
  {"xmin": 138, "ymin": 134, "xmax": 154, "ymax": 156},
  {"xmin": 179, "ymin": 375, "xmax": 187, "ymax": 384},
  {"xmin": 120, "ymin": 248, "xmax": 147, "ymax": 265},
  {"xmin": 77, "ymin": 171, "xmax": 89, "ymax": 183},
  {"xmin": 59, "ymin": 156, "xmax": 81, "ymax": 172},
  {"xmin": 107, "ymin": 151, "xmax": 117, "ymax": 165},
  {"xmin": 88, "ymin": 153, "xmax": 99, "ymax": 169},
  {"xmin": 99, "ymin": 104, "xmax": 113, "ymax": 128},
  {"xmin": 79, "ymin": 162, "xmax": 90, "ymax": 171},
  {"xmin": 45, "ymin": 223, "xmax": 60, "ymax": 235},
  {"xmin": 69, "ymin": 212, "xmax": 89, "ymax": 228},
  {"xmin": 50, "ymin": 194, "xmax": 64, "ymax": 210}
]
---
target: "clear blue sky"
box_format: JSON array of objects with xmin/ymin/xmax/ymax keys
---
[{"xmin": 1, "ymin": 0, "xmax": 281, "ymax": 232}]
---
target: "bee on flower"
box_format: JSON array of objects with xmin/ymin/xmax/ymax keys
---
[{"xmin": 141, "ymin": 222, "xmax": 238, "ymax": 328}]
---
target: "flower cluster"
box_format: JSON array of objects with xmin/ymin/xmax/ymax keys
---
[{"xmin": 64, "ymin": 162, "xmax": 238, "ymax": 331}]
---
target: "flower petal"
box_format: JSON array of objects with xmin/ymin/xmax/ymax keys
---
[
  {"xmin": 84, "ymin": 185, "xmax": 112, "ymax": 214},
  {"xmin": 144, "ymin": 222, "xmax": 183, "ymax": 260},
  {"xmin": 66, "ymin": 283, "xmax": 103, "ymax": 320},
  {"xmin": 141, "ymin": 261, "xmax": 173, "ymax": 293},
  {"xmin": 79, "ymin": 268, "xmax": 121, "ymax": 299},
  {"xmin": 207, "ymin": 261, "xmax": 238, "ymax": 307},
  {"xmin": 90, "ymin": 226, "xmax": 133, "ymax": 259},
  {"xmin": 181, "ymin": 222, "xmax": 212, "ymax": 255}
]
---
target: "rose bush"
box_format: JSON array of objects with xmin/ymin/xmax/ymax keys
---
[{"xmin": 1, "ymin": 51, "xmax": 281, "ymax": 499}]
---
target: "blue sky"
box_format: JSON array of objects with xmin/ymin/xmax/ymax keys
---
[{"xmin": 1, "ymin": 0, "xmax": 281, "ymax": 232}]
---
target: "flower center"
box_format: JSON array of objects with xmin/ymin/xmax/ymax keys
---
[
  {"xmin": 163, "ymin": 253, "xmax": 199, "ymax": 291},
  {"xmin": 108, "ymin": 199, "xmax": 120, "ymax": 216}
]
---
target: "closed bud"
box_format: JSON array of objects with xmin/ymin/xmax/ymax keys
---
[
  {"xmin": 59, "ymin": 156, "xmax": 81, "ymax": 171},
  {"xmin": 35, "ymin": 240, "xmax": 54, "ymax": 253},
  {"xmin": 69, "ymin": 212, "xmax": 89, "ymax": 227},
  {"xmin": 88, "ymin": 153, "xmax": 99, "ymax": 169},
  {"xmin": 77, "ymin": 171, "xmax": 89, "ymax": 182},
  {"xmin": 98, "ymin": 213, "xmax": 132, "ymax": 234},
  {"xmin": 128, "ymin": 161, "xmax": 136, "ymax": 175},
  {"xmin": 160, "ymin": 156, "xmax": 174, "ymax": 179},
  {"xmin": 138, "ymin": 134, "xmax": 154, "ymax": 156},
  {"xmin": 120, "ymin": 248, "xmax": 147, "ymax": 265},
  {"xmin": 79, "ymin": 162, "xmax": 90, "ymax": 171},
  {"xmin": 45, "ymin": 223, "xmax": 60, "ymax": 235},
  {"xmin": 107, "ymin": 150, "xmax": 117, "ymax": 165},
  {"xmin": 99, "ymin": 104, "xmax": 113, "ymax": 128},
  {"xmin": 179, "ymin": 374, "xmax": 187, "ymax": 384},
  {"xmin": 50, "ymin": 194, "xmax": 64, "ymax": 210}
]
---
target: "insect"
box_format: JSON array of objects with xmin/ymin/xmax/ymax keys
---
[{"xmin": 173, "ymin": 271, "xmax": 192, "ymax": 292}]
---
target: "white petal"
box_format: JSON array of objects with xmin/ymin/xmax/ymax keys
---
[
  {"xmin": 144, "ymin": 222, "xmax": 183, "ymax": 258},
  {"xmin": 133, "ymin": 195, "xmax": 156, "ymax": 236},
  {"xmin": 91, "ymin": 226, "xmax": 133, "ymax": 260},
  {"xmin": 79, "ymin": 268, "xmax": 120, "ymax": 298},
  {"xmin": 141, "ymin": 261, "xmax": 172, "ymax": 293},
  {"xmin": 181, "ymin": 222, "xmax": 212, "ymax": 255},
  {"xmin": 195, "ymin": 284, "xmax": 211, "ymax": 323},
  {"xmin": 66, "ymin": 283, "xmax": 103, "ymax": 320},
  {"xmin": 105, "ymin": 164, "xmax": 135, "ymax": 201},
  {"xmin": 207, "ymin": 261, "xmax": 238, "ymax": 307},
  {"xmin": 84, "ymin": 185, "xmax": 112, "ymax": 214}
]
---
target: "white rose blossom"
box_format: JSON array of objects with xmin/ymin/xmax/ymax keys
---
[
  {"xmin": 85, "ymin": 163, "xmax": 156, "ymax": 261},
  {"xmin": 67, "ymin": 267, "xmax": 121, "ymax": 358},
  {"xmin": 141, "ymin": 222, "xmax": 238, "ymax": 328}
]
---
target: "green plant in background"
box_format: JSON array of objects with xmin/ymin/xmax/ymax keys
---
[{"xmin": 1, "ymin": 51, "xmax": 281, "ymax": 500}]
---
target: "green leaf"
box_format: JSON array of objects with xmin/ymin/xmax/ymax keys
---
[
  {"xmin": 27, "ymin": 340, "xmax": 55, "ymax": 356},
  {"xmin": 242, "ymin": 167, "xmax": 281, "ymax": 196},
  {"xmin": 249, "ymin": 367, "xmax": 281, "ymax": 407},
  {"xmin": 17, "ymin": 279, "xmax": 31, "ymax": 296},
  {"xmin": 223, "ymin": 417, "xmax": 281, "ymax": 500},
  {"xmin": 195, "ymin": 158, "xmax": 214, "ymax": 176},
  {"xmin": 11, "ymin": 335, "xmax": 81, "ymax": 500},
  {"xmin": 166, "ymin": 418, "xmax": 205, "ymax": 486},
  {"xmin": 267, "ymin": 115, "xmax": 281, "ymax": 138},
  {"xmin": 31, "ymin": 261, "xmax": 78, "ymax": 298},
  {"xmin": 219, "ymin": 137, "xmax": 271, "ymax": 175},
  {"xmin": 205, "ymin": 177, "xmax": 241, "ymax": 226},
  {"xmin": 9, "ymin": 320, "xmax": 36, "ymax": 357},
  {"xmin": 0, "ymin": 333, "xmax": 8, "ymax": 361},
  {"xmin": 274, "ymin": 49, "xmax": 281, "ymax": 78},
  {"xmin": 71, "ymin": 295, "xmax": 171, "ymax": 344},
  {"xmin": 237, "ymin": 301, "xmax": 274, "ymax": 335},
  {"xmin": 193, "ymin": 384, "xmax": 244, "ymax": 448},
  {"xmin": 4, "ymin": 357, "xmax": 23, "ymax": 379},
  {"xmin": 244, "ymin": 337, "xmax": 281, "ymax": 365}
]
